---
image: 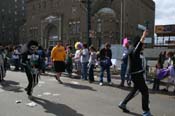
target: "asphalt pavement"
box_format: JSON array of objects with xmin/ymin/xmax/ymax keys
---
[{"xmin": 0, "ymin": 71, "xmax": 175, "ymax": 116}]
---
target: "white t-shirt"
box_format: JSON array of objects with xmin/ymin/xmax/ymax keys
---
[
  {"xmin": 80, "ymin": 48, "xmax": 89, "ymax": 63},
  {"xmin": 74, "ymin": 50, "xmax": 81, "ymax": 62}
]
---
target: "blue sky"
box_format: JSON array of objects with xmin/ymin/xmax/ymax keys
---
[{"xmin": 153, "ymin": 0, "xmax": 175, "ymax": 25}]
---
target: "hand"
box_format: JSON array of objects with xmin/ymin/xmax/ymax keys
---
[
  {"xmin": 140, "ymin": 30, "xmax": 148, "ymax": 43},
  {"xmin": 142, "ymin": 30, "xmax": 148, "ymax": 38},
  {"xmin": 88, "ymin": 63, "xmax": 90, "ymax": 68}
]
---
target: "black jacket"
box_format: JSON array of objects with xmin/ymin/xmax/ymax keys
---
[
  {"xmin": 128, "ymin": 42, "xmax": 144, "ymax": 74},
  {"xmin": 99, "ymin": 48, "xmax": 112, "ymax": 61}
]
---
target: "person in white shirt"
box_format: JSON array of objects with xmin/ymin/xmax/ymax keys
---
[
  {"xmin": 74, "ymin": 45, "xmax": 82, "ymax": 75},
  {"xmin": 80, "ymin": 43, "xmax": 89, "ymax": 80}
]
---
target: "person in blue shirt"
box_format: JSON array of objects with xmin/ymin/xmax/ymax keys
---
[{"xmin": 119, "ymin": 38, "xmax": 131, "ymax": 87}]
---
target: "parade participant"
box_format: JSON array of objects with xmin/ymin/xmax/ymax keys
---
[
  {"xmin": 22, "ymin": 40, "xmax": 41, "ymax": 99},
  {"xmin": 118, "ymin": 30, "xmax": 152, "ymax": 116},
  {"xmin": 51, "ymin": 40, "xmax": 66, "ymax": 84}
]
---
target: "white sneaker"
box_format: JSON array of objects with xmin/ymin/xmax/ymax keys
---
[{"xmin": 99, "ymin": 82, "xmax": 103, "ymax": 86}]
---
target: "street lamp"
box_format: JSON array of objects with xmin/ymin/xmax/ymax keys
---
[{"xmin": 97, "ymin": 18, "xmax": 102, "ymax": 49}]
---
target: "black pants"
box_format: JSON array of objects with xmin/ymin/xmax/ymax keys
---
[
  {"xmin": 89, "ymin": 64, "xmax": 95, "ymax": 82},
  {"xmin": 14, "ymin": 59, "xmax": 20, "ymax": 70},
  {"xmin": 122, "ymin": 73, "xmax": 150, "ymax": 111},
  {"xmin": 66, "ymin": 62, "xmax": 73, "ymax": 75},
  {"xmin": 152, "ymin": 78, "xmax": 160, "ymax": 91},
  {"xmin": 25, "ymin": 66, "xmax": 39, "ymax": 96},
  {"xmin": 0, "ymin": 65, "xmax": 5, "ymax": 81}
]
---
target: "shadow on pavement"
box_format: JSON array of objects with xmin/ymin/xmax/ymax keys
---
[
  {"xmin": 110, "ymin": 81, "xmax": 175, "ymax": 97},
  {"xmin": 31, "ymin": 97, "xmax": 84, "ymax": 116},
  {"xmin": 63, "ymin": 82, "xmax": 96, "ymax": 91},
  {"xmin": 0, "ymin": 80, "xmax": 23, "ymax": 93},
  {"xmin": 126, "ymin": 111, "xmax": 142, "ymax": 116},
  {"xmin": 40, "ymin": 73, "xmax": 55, "ymax": 77},
  {"xmin": 149, "ymin": 90, "xmax": 175, "ymax": 96}
]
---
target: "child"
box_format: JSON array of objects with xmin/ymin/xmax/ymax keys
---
[
  {"xmin": 65, "ymin": 46, "xmax": 73, "ymax": 78},
  {"xmin": 88, "ymin": 46, "xmax": 97, "ymax": 83}
]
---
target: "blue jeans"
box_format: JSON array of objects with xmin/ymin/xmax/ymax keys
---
[
  {"xmin": 81, "ymin": 62, "xmax": 88, "ymax": 80},
  {"xmin": 99, "ymin": 65, "xmax": 111, "ymax": 83},
  {"xmin": 14, "ymin": 59, "xmax": 20, "ymax": 70},
  {"xmin": 121, "ymin": 63, "xmax": 127, "ymax": 80},
  {"xmin": 120, "ymin": 63, "xmax": 130, "ymax": 84},
  {"xmin": 89, "ymin": 64, "xmax": 94, "ymax": 81}
]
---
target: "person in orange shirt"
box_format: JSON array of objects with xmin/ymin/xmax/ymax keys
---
[{"xmin": 51, "ymin": 40, "xmax": 66, "ymax": 84}]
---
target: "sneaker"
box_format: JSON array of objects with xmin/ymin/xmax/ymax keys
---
[
  {"xmin": 99, "ymin": 82, "xmax": 103, "ymax": 86},
  {"xmin": 24, "ymin": 88, "xmax": 28, "ymax": 92},
  {"xmin": 127, "ymin": 81, "xmax": 131, "ymax": 87},
  {"xmin": 161, "ymin": 88, "xmax": 168, "ymax": 92},
  {"xmin": 54, "ymin": 75, "xmax": 58, "ymax": 80},
  {"xmin": 118, "ymin": 102, "xmax": 130, "ymax": 113},
  {"xmin": 28, "ymin": 95, "xmax": 33, "ymax": 100},
  {"xmin": 142, "ymin": 111, "xmax": 152, "ymax": 116},
  {"xmin": 118, "ymin": 84, "xmax": 124, "ymax": 87},
  {"xmin": 58, "ymin": 79, "xmax": 63, "ymax": 84}
]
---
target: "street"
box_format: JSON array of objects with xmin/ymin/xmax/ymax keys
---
[{"xmin": 0, "ymin": 71, "xmax": 175, "ymax": 116}]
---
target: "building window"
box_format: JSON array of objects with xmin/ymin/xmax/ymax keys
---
[
  {"xmin": 14, "ymin": 11, "xmax": 18, "ymax": 15},
  {"xmin": 8, "ymin": 10, "xmax": 11, "ymax": 14},
  {"xmin": 43, "ymin": 1, "xmax": 47, "ymax": 8},
  {"xmin": 15, "ymin": 18, "xmax": 17, "ymax": 22},
  {"xmin": 76, "ymin": 21, "xmax": 80, "ymax": 33},
  {"xmin": 33, "ymin": 5, "xmax": 36, "ymax": 10},
  {"xmin": 38, "ymin": 3, "xmax": 41, "ymax": 9},
  {"xmin": 1, "ymin": 9, "xmax": 5, "ymax": 12},
  {"xmin": 22, "ymin": 7, "xmax": 25, "ymax": 10},
  {"xmin": 22, "ymin": 0, "xmax": 25, "ymax": 4}
]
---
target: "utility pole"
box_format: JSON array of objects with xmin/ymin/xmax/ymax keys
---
[
  {"xmin": 120, "ymin": 0, "xmax": 123, "ymax": 44},
  {"xmin": 80, "ymin": 0, "xmax": 92, "ymax": 47},
  {"xmin": 87, "ymin": 0, "xmax": 92, "ymax": 47},
  {"xmin": 120, "ymin": 0, "xmax": 126, "ymax": 44}
]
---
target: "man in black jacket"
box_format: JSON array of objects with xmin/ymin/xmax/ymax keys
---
[
  {"xmin": 99, "ymin": 43, "xmax": 112, "ymax": 86},
  {"xmin": 118, "ymin": 30, "xmax": 152, "ymax": 116}
]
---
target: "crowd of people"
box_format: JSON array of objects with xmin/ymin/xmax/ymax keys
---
[
  {"xmin": 0, "ymin": 30, "xmax": 170, "ymax": 116},
  {"xmin": 0, "ymin": 39, "xmax": 114, "ymax": 96},
  {"xmin": 152, "ymin": 50, "xmax": 175, "ymax": 92}
]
